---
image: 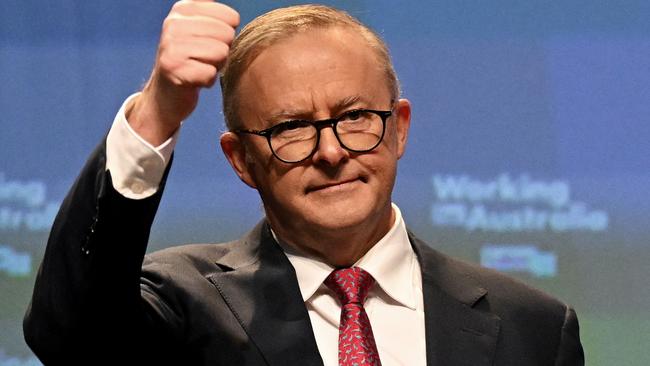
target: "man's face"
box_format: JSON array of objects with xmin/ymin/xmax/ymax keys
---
[{"xmin": 222, "ymin": 27, "xmax": 411, "ymax": 253}]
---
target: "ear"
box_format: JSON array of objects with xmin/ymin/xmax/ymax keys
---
[
  {"xmin": 394, "ymin": 98, "xmax": 411, "ymax": 158},
  {"xmin": 220, "ymin": 132, "xmax": 258, "ymax": 189}
]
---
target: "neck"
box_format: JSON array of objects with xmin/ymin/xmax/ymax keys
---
[{"xmin": 269, "ymin": 206, "xmax": 395, "ymax": 267}]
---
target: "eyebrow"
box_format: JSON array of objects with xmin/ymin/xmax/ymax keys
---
[
  {"xmin": 265, "ymin": 95, "xmax": 367, "ymax": 123},
  {"xmin": 332, "ymin": 95, "xmax": 364, "ymax": 112}
]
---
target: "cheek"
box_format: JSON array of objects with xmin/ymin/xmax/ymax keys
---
[
  {"xmin": 274, "ymin": 169, "xmax": 308, "ymax": 196},
  {"xmin": 253, "ymin": 160, "xmax": 308, "ymax": 202},
  {"xmin": 358, "ymin": 152, "xmax": 396, "ymax": 186}
]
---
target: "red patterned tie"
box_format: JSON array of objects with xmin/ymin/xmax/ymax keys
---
[{"xmin": 325, "ymin": 267, "xmax": 382, "ymax": 366}]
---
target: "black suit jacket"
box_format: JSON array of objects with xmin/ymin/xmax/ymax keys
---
[{"xmin": 24, "ymin": 141, "xmax": 584, "ymax": 365}]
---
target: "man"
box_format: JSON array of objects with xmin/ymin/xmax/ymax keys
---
[{"xmin": 24, "ymin": 1, "xmax": 584, "ymax": 365}]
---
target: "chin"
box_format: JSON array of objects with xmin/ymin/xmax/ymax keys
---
[{"xmin": 303, "ymin": 201, "xmax": 384, "ymax": 232}]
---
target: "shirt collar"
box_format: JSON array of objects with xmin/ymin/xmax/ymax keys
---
[{"xmin": 277, "ymin": 203, "xmax": 418, "ymax": 310}]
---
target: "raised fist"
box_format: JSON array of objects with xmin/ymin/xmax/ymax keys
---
[{"xmin": 127, "ymin": 0, "xmax": 240, "ymax": 145}]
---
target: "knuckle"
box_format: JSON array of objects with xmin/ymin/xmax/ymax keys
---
[
  {"xmin": 212, "ymin": 42, "xmax": 230, "ymax": 61},
  {"xmin": 224, "ymin": 26, "xmax": 236, "ymax": 43},
  {"xmin": 161, "ymin": 16, "xmax": 179, "ymax": 34},
  {"xmin": 170, "ymin": 1, "xmax": 188, "ymax": 13},
  {"xmin": 220, "ymin": 43, "xmax": 231, "ymax": 58},
  {"xmin": 223, "ymin": 8, "xmax": 241, "ymax": 27},
  {"xmin": 158, "ymin": 31, "xmax": 173, "ymax": 47},
  {"xmin": 232, "ymin": 13, "xmax": 241, "ymax": 27}
]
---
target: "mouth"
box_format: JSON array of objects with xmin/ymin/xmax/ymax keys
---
[{"xmin": 306, "ymin": 176, "xmax": 367, "ymax": 194}]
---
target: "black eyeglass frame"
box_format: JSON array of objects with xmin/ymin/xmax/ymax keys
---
[{"xmin": 234, "ymin": 108, "xmax": 394, "ymax": 163}]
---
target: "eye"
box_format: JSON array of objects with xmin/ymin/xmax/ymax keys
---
[
  {"xmin": 272, "ymin": 120, "xmax": 312, "ymax": 137},
  {"xmin": 341, "ymin": 110, "xmax": 364, "ymax": 122}
]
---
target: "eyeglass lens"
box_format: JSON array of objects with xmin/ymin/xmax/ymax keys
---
[{"xmin": 269, "ymin": 110, "xmax": 385, "ymax": 163}]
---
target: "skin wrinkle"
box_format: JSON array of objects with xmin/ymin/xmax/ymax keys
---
[
  {"xmin": 220, "ymin": 5, "xmax": 400, "ymax": 131},
  {"xmin": 221, "ymin": 26, "xmax": 411, "ymax": 267}
]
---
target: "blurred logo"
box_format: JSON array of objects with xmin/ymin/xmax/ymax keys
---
[
  {"xmin": 0, "ymin": 172, "xmax": 59, "ymax": 232},
  {"xmin": 480, "ymin": 244, "xmax": 557, "ymax": 278},
  {"xmin": 0, "ymin": 245, "xmax": 32, "ymax": 277},
  {"xmin": 0, "ymin": 349, "xmax": 41, "ymax": 366},
  {"xmin": 431, "ymin": 173, "xmax": 608, "ymax": 233}
]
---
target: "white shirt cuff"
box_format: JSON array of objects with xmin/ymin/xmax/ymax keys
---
[{"xmin": 105, "ymin": 93, "xmax": 179, "ymax": 199}]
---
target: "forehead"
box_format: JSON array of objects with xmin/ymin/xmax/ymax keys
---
[{"xmin": 236, "ymin": 27, "xmax": 390, "ymax": 124}]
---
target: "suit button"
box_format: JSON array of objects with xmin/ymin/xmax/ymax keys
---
[{"xmin": 131, "ymin": 181, "xmax": 144, "ymax": 194}]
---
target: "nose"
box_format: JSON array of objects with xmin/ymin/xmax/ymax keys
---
[{"xmin": 311, "ymin": 126, "xmax": 349, "ymax": 166}]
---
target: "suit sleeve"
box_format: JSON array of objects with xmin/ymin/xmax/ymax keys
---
[
  {"xmin": 23, "ymin": 139, "xmax": 174, "ymax": 364},
  {"xmin": 554, "ymin": 306, "xmax": 585, "ymax": 366}
]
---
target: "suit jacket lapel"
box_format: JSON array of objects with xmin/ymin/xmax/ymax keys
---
[
  {"xmin": 207, "ymin": 222, "xmax": 499, "ymax": 366},
  {"xmin": 208, "ymin": 222, "xmax": 323, "ymax": 366},
  {"xmin": 410, "ymin": 234, "xmax": 500, "ymax": 366}
]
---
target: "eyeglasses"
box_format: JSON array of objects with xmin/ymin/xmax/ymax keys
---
[{"xmin": 234, "ymin": 108, "xmax": 393, "ymax": 163}]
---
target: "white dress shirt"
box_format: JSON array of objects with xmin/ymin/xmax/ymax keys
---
[
  {"xmin": 105, "ymin": 95, "xmax": 427, "ymax": 365},
  {"xmin": 279, "ymin": 205, "xmax": 426, "ymax": 366}
]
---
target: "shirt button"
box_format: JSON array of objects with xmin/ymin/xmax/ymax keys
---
[{"xmin": 131, "ymin": 181, "xmax": 144, "ymax": 194}]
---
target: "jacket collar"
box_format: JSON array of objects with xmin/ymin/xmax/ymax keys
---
[
  {"xmin": 209, "ymin": 221, "xmax": 500, "ymax": 366},
  {"xmin": 410, "ymin": 233, "xmax": 500, "ymax": 366},
  {"xmin": 208, "ymin": 221, "xmax": 324, "ymax": 366}
]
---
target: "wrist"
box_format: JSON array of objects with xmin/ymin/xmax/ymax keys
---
[{"xmin": 125, "ymin": 91, "xmax": 180, "ymax": 147}]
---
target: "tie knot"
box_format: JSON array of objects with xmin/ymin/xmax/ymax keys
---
[{"xmin": 324, "ymin": 267, "xmax": 375, "ymax": 305}]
